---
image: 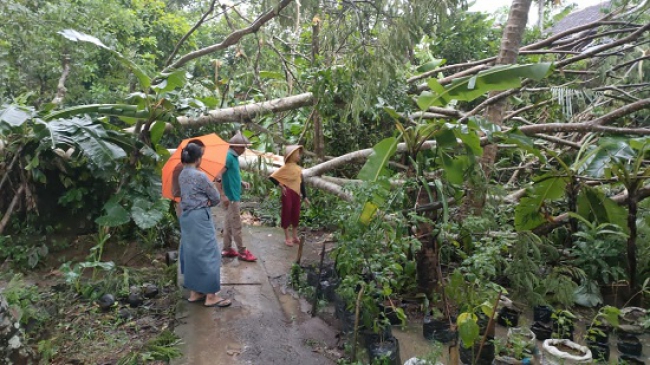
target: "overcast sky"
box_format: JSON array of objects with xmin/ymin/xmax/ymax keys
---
[{"xmin": 470, "ymin": 0, "xmax": 610, "ymax": 24}]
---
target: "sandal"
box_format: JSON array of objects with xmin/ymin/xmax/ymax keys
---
[
  {"xmin": 293, "ymin": 238, "xmax": 301, "ymax": 245},
  {"xmin": 204, "ymin": 298, "xmax": 232, "ymax": 308},
  {"xmin": 285, "ymin": 239, "xmax": 294, "ymax": 247},
  {"xmin": 187, "ymin": 295, "xmax": 206, "ymax": 303}
]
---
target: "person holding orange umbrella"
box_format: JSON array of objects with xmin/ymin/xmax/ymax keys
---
[
  {"xmin": 177, "ymin": 143, "xmax": 231, "ymax": 307},
  {"xmin": 162, "ymin": 134, "xmax": 229, "ymax": 274},
  {"xmin": 215, "ymin": 131, "xmax": 257, "ymax": 262}
]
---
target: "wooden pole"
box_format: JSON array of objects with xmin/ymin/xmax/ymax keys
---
[
  {"xmin": 311, "ymin": 238, "xmax": 327, "ymax": 317},
  {"xmin": 474, "ymin": 291, "xmax": 503, "ymax": 365}
]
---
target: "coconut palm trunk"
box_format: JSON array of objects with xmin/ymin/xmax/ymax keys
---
[{"xmin": 464, "ymin": 0, "xmax": 533, "ymax": 215}]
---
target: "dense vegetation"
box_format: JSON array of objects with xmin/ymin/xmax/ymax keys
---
[{"xmin": 1, "ymin": 0, "xmax": 650, "ymax": 363}]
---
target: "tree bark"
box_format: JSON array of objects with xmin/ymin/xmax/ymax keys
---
[
  {"xmin": 464, "ymin": 0, "xmax": 533, "ymax": 215},
  {"xmin": 176, "ymin": 92, "xmax": 314, "ymax": 126},
  {"xmin": 311, "ymin": 16, "xmax": 325, "ymax": 158},
  {"xmin": 627, "ymin": 182, "xmax": 639, "ymax": 302}
]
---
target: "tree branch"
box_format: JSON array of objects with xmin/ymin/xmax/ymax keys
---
[
  {"xmin": 51, "ymin": 55, "xmax": 71, "ymax": 105},
  {"xmin": 176, "ymin": 92, "xmax": 314, "ymax": 126},
  {"xmin": 165, "ymin": 0, "xmax": 217, "ymax": 67},
  {"xmin": 164, "ymin": 0, "xmax": 294, "ymax": 71}
]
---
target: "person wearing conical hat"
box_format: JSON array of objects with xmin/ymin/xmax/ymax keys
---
[
  {"xmin": 214, "ymin": 131, "xmax": 257, "ymax": 262},
  {"xmin": 269, "ymin": 145, "xmax": 309, "ymax": 247}
]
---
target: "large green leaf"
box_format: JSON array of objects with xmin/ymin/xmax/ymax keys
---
[
  {"xmin": 131, "ymin": 198, "xmax": 167, "ymax": 229},
  {"xmin": 577, "ymin": 187, "xmax": 628, "ymax": 233},
  {"xmin": 34, "ymin": 117, "xmax": 128, "ymax": 169},
  {"xmin": 420, "ymin": 63, "xmax": 553, "ymax": 108},
  {"xmin": 457, "ymin": 312, "xmax": 479, "ymax": 348},
  {"xmin": 578, "ymin": 140, "xmax": 636, "ymax": 178},
  {"xmin": 58, "ymin": 29, "xmax": 151, "ymax": 90},
  {"xmin": 44, "ymin": 104, "xmax": 148, "ymax": 121},
  {"xmin": 95, "ymin": 201, "xmax": 131, "ymax": 227},
  {"xmin": 151, "ymin": 70, "xmax": 188, "ymax": 93},
  {"xmin": 357, "ymin": 137, "xmax": 398, "ymax": 181},
  {"xmin": 514, "ymin": 175, "xmax": 567, "ymax": 231},
  {"xmin": 416, "ymin": 58, "xmax": 446, "ymax": 73},
  {"xmin": 0, "ymin": 104, "xmax": 33, "ymax": 127},
  {"xmin": 501, "ymin": 130, "xmax": 545, "ymax": 162}
]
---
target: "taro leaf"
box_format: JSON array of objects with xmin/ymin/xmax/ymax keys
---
[
  {"xmin": 434, "ymin": 179, "xmax": 449, "ymax": 223},
  {"xmin": 78, "ymin": 261, "xmax": 116, "ymax": 271},
  {"xmin": 573, "ymin": 279, "xmax": 603, "ymax": 307},
  {"xmin": 95, "ymin": 200, "xmax": 131, "ymax": 227},
  {"xmin": 0, "ymin": 104, "xmax": 33, "ymax": 127},
  {"xmin": 577, "ymin": 186, "xmax": 628, "ymax": 233},
  {"xmin": 58, "ymin": 29, "xmax": 151, "ymax": 90},
  {"xmin": 131, "ymin": 198, "xmax": 167, "ymax": 229},
  {"xmin": 358, "ymin": 137, "xmax": 398, "ymax": 181},
  {"xmin": 457, "ymin": 312, "xmax": 479, "ymax": 348},
  {"xmin": 421, "ymin": 63, "xmax": 553, "ymax": 108}
]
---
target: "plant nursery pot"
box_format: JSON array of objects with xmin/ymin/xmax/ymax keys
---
[
  {"xmin": 459, "ymin": 338, "xmax": 495, "ymax": 365},
  {"xmin": 534, "ymin": 305, "xmax": 553, "ymax": 323},
  {"xmin": 378, "ymin": 303, "xmax": 402, "ymax": 326},
  {"xmin": 334, "ymin": 298, "xmax": 358, "ymax": 334},
  {"xmin": 507, "ymin": 327, "xmax": 536, "ymax": 351},
  {"xmin": 493, "ymin": 355, "xmax": 528, "ymax": 365},
  {"xmin": 165, "ymin": 251, "xmax": 178, "ymax": 266},
  {"xmin": 497, "ymin": 307, "xmax": 520, "ymax": 327},
  {"xmin": 97, "ymin": 293, "xmax": 115, "ymax": 312},
  {"xmin": 586, "ymin": 325, "xmax": 610, "ymax": 343},
  {"xmin": 617, "ymin": 333, "xmax": 643, "ymax": 357},
  {"xmin": 366, "ymin": 335, "xmax": 401, "ymax": 365},
  {"xmin": 618, "ymin": 355, "xmax": 645, "ymax": 365},
  {"xmin": 362, "ymin": 326, "xmax": 393, "ymax": 347},
  {"xmin": 541, "ymin": 339, "xmax": 592, "ymax": 364},
  {"xmin": 422, "ymin": 315, "xmax": 457, "ymax": 344},
  {"xmin": 142, "ymin": 283, "xmax": 159, "ymax": 299},
  {"xmin": 587, "ymin": 340, "xmax": 610, "ymax": 363},
  {"xmin": 531, "ymin": 321, "xmax": 553, "ymax": 341}
]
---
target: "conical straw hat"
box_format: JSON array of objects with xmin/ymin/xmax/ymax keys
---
[
  {"xmin": 228, "ymin": 131, "xmax": 252, "ymax": 147},
  {"xmin": 284, "ymin": 145, "xmax": 303, "ymax": 163}
]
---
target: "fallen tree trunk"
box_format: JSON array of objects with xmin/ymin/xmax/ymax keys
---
[{"xmin": 176, "ymin": 92, "xmax": 314, "ymax": 127}]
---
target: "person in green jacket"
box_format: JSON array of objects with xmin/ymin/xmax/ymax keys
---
[{"xmin": 215, "ymin": 131, "xmax": 257, "ymax": 262}]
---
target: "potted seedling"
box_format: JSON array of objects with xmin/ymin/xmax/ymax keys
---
[
  {"xmin": 584, "ymin": 305, "xmax": 619, "ymax": 363},
  {"xmin": 551, "ymin": 309, "xmax": 576, "ymax": 340},
  {"xmin": 445, "ymin": 270, "xmax": 503, "ymax": 365},
  {"xmin": 493, "ymin": 333, "xmax": 534, "ymax": 365}
]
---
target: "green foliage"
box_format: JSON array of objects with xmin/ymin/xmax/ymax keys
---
[
  {"xmin": 417, "ymin": 63, "xmax": 553, "ymax": 109},
  {"xmin": 0, "ymin": 234, "xmax": 49, "ymax": 270},
  {"xmin": 569, "ymin": 215, "xmax": 627, "ymax": 291},
  {"xmin": 515, "ymin": 174, "xmax": 567, "ymax": 231},
  {"xmin": 1, "ymin": 273, "xmax": 50, "ymax": 334}
]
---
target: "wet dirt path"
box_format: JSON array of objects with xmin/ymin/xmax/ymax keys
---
[{"xmin": 172, "ymin": 208, "xmax": 337, "ymax": 365}]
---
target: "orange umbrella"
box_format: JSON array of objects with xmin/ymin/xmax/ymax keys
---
[{"xmin": 161, "ymin": 133, "xmax": 230, "ymax": 201}]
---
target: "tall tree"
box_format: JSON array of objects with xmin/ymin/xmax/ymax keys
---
[{"xmin": 463, "ymin": 0, "xmax": 533, "ymax": 215}]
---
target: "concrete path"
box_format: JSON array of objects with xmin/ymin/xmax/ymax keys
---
[{"xmin": 172, "ymin": 207, "xmax": 338, "ymax": 365}]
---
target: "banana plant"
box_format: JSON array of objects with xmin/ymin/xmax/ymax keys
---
[{"xmin": 45, "ymin": 29, "xmax": 185, "ymax": 149}]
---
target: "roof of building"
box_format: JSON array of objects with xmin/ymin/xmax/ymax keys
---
[{"xmin": 549, "ymin": 1, "xmax": 612, "ymax": 35}]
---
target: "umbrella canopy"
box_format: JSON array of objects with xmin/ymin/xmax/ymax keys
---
[{"xmin": 161, "ymin": 133, "xmax": 229, "ymax": 200}]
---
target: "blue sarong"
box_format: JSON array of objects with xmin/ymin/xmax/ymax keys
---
[{"xmin": 179, "ymin": 207, "xmax": 221, "ymax": 294}]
